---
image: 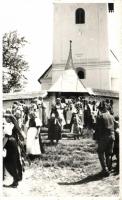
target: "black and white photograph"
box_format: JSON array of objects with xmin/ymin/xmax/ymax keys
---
[{"xmin": 1, "ymin": 0, "xmax": 121, "ymax": 199}]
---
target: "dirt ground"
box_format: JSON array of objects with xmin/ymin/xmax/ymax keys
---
[{"xmin": 2, "ymin": 138, "xmax": 119, "ymax": 199}]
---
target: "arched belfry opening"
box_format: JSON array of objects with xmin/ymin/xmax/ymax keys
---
[
  {"xmin": 75, "ymin": 8, "xmax": 85, "ymax": 24},
  {"xmin": 76, "ymin": 67, "xmax": 85, "ymax": 79}
]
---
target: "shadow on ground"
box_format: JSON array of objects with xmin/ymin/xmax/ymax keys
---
[{"xmin": 58, "ymin": 172, "xmax": 107, "ymax": 186}]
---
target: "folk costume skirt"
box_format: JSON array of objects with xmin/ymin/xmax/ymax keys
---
[{"xmin": 26, "ymin": 127, "xmax": 41, "ymax": 155}]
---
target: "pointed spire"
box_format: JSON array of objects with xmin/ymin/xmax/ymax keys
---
[
  {"xmin": 70, "ymin": 40, "xmax": 72, "ymax": 51},
  {"xmin": 65, "ymin": 40, "xmax": 74, "ymax": 70}
]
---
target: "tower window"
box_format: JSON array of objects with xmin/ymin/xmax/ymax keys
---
[
  {"xmin": 78, "ymin": 70, "xmax": 85, "ymax": 79},
  {"xmin": 108, "ymin": 3, "xmax": 114, "ymax": 12},
  {"xmin": 76, "ymin": 68, "xmax": 85, "ymax": 79},
  {"xmin": 75, "ymin": 8, "xmax": 85, "ymax": 24}
]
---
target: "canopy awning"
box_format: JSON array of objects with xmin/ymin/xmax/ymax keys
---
[
  {"xmin": 48, "ymin": 69, "xmax": 88, "ymax": 93},
  {"xmin": 49, "ymin": 41, "xmax": 89, "ymax": 94}
]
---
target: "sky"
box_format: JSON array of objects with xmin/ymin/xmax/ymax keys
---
[
  {"xmin": 1, "ymin": 0, "xmax": 53, "ymax": 91},
  {"xmin": 1, "ymin": 0, "xmax": 120, "ymax": 91}
]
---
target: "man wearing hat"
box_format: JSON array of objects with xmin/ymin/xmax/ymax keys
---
[{"xmin": 94, "ymin": 101, "xmax": 115, "ymax": 176}]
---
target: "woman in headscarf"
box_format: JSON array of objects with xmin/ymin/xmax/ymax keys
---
[
  {"xmin": 26, "ymin": 111, "xmax": 42, "ymax": 159},
  {"xmin": 75, "ymin": 102, "xmax": 84, "ymax": 135},
  {"xmin": 3, "ymin": 112, "xmax": 24, "ymax": 188},
  {"xmin": 70, "ymin": 113, "xmax": 81, "ymax": 140},
  {"xmin": 48, "ymin": 105, "xmax": 62, "ymax": 144},
  {"xmin": 55, "ymin": 98, "xmax": 66, "ymax": 130},
  {"xmin": 83, "ymin": 100, "xmax": 92, "ymax": 129}
]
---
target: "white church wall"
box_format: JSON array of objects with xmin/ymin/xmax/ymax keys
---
[
  {"xmin": 53, "ymin": 3, "xmax": 109, "ymax": 64},
  {"xmin": 111, "ymin": 78, "xmax": 119, "ymax": 92},
  {"xmin": 52, "ymin": 3, "xmax": 111, "ymax": 90}
]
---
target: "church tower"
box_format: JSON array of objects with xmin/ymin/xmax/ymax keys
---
[{"xmin": 52, "ymin": 2, "xmax": 111, "ymax": 90}]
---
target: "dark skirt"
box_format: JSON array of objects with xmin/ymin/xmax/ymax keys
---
[{"xmin": 48, "ymin": 119, "xmax": 61, "ymax": 141}]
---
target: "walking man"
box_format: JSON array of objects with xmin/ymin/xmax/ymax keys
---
[{"xmin": 94, "ymin": 101, "xmax": 115, "ymax": 176}]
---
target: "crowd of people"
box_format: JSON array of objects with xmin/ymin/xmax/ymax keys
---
[
  {"xmin": 48, "ymin": 97, "xmax": 114, "ymax": 141},
  {"xmin": 3, "ymin": 95, "xmax": 119, "ymax": 188}
]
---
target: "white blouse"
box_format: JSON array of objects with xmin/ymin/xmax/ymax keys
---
[{"xmin": 3, "ymin": 121, "xmax": 14, "ymax": 136}]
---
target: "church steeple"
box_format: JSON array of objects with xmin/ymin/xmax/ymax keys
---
[{"xmin": 65, "ymin": 40, "xmax": 74, "ymax": 70}]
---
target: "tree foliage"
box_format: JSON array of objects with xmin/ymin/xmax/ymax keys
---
[{"xmin": 3, "ymin": 31, "xmax": 29, "ymax": 93}]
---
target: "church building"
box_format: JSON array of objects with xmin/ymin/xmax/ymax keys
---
[{"xmin": 38, "ymin": 2, "xmax": 119, "ymax": 94}]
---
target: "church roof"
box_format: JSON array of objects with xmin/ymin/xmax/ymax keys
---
[
  {"xmin": 93, "ymin": 88, "xmax": 119, "ymax": 98},
  {"xmin": 38, "ymin": 64, "xmax": 52, "ymax": 84},
  {"xmin": 3, "ymin": 91, "xmax": 48, "ymax": 101}
]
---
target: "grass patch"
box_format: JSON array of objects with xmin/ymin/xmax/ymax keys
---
[{"xmin": 35, "ymin": 137, "xmax": 98, "ymax": 170}]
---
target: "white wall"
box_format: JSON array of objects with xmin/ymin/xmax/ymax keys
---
[
  {"xmin": 52, "ymin": 3, "xmax": 111, "ymax": 90},
  {"xmin": 53, "ymin": 3, "xmax": 109, "ymax": 64}
]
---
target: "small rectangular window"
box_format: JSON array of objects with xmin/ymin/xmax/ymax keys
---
[{"xmin": 108, "ymin": 3, "xmax": 114, "ymax": 12}]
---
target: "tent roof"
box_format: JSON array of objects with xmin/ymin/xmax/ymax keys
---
[
  {"xmin": 48, "ymin": 69, "xmax": 88, "ymax": 93},
  {"xmin": 48, "ymin": 41, "xmax": 89, "ymax": 93}
]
